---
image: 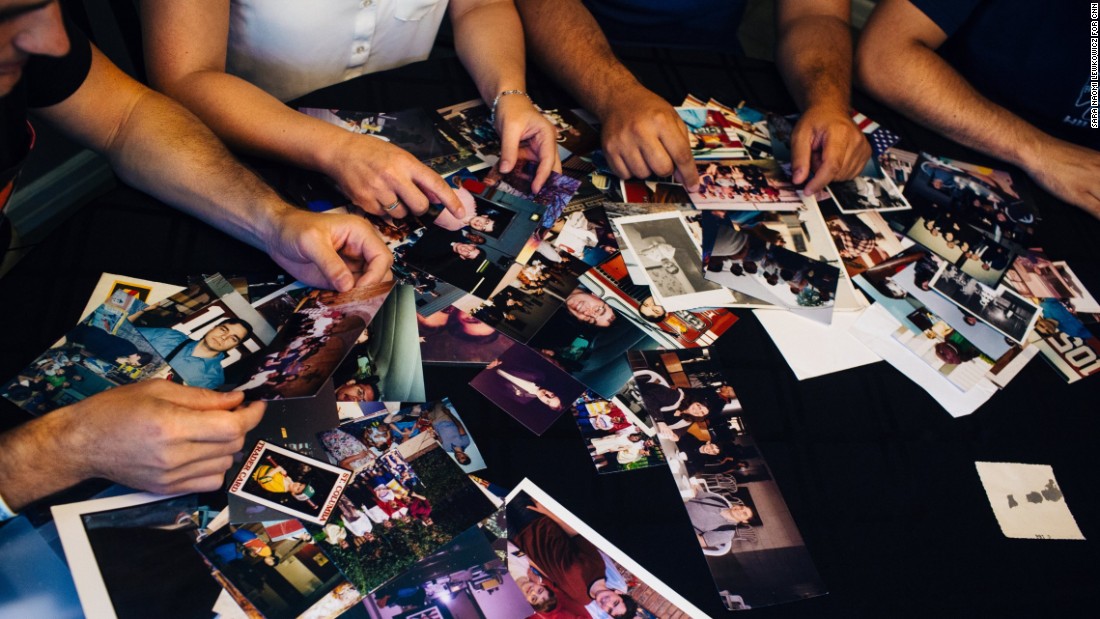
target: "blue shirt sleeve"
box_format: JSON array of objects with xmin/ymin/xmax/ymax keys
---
[{"xmin": 909, "ymin": 0, "xmax": 984, "ymax": 37}]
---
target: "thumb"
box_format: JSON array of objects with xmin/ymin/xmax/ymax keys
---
[{"xmin": 788, "ymin": 121, "xmax": 813, "ymax": 186}]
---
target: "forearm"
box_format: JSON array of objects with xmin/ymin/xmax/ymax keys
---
[
  {"xmin": 0, "ymin": 412, "xmax": 84, "ymax": 511},
  {"xmin": 776, "ymin": 12, "xmax": 853, "ymax": 114},
  {"xmin": 515, "ymin": 0, "xmax": 644, "ymax": 119},
  {"xmin": 452, "ymin": 0, "xmax": 528, "ymax": 104}
]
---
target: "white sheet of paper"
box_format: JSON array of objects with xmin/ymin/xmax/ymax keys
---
[
  {"xmin": 755, "ymin": 308, "xmax": 880, "ymax": 380},
  {"xmin": 974, "ymin": 462, "xmax": 1085, "ymax": 540},
  {"xmin": 849, "ymin": 304, "xmax": 997, "ymax": 417}
]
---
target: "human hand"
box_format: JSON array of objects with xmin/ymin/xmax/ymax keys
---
[
  {"xmin": 327, "ymin": 131, "xmax": 465, "ymax": 220},
  {"xmin": 60, "ymin": 380, "xmax": 265, "ymax": 495},
  {"xmin": 598, "ymin": 86, "xmax": 699, "ymax": 189},
  {"xmin": 494, "ymin": 94, "xmax": 561, "ymax": 193},
  {"xmin": 266, "ymin": 207, "xmax": 394, "ymax": 291},
  {"xmin": 789, "ymin": 103, "xmax": 871, "ymax": 194},
  {"xmin": 1021, "ymin": 137, "xmax": 1100, "ymax": 219}
]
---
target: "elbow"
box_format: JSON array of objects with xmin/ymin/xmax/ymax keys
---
[{"xmin": 854, "ymin": 34, "xmax": 895, "ymax": 103}]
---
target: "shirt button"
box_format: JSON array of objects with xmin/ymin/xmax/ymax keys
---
[{"xmin": 355, "ymin": 45, "xmax": 366, "ymax": 54}]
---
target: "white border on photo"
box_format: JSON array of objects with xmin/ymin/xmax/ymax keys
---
[
  {"xmin": 80, "ymin": 273, "xmax": 185, "ymax": 322},
  {"xmin": 505, "ymin": 479, "xmax": 709, "ymax": 618},
  {"xmin": 928, "ymin": 262, "xmax": 1041, "ymax": 344},
  {"xmin": 974, "ymin": 462, "xmax": 1085, "ymax": 540},
  {"xmin": 229, "ymin": 441, "xmax": 351, "ymax": 525}
]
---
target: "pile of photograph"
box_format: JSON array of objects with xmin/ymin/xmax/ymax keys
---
[{"xmin": 6, "ymin": 88, "xmax": 1096, "ymax": 619}]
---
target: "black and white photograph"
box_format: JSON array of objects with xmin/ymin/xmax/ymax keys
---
[
  {"xmin": 827, "ymin": 159, "xmax": 911, "ymax": 214},
  {"xmin": 929, "ymin": 262, "xmax": 1042, "ymax": 344}
]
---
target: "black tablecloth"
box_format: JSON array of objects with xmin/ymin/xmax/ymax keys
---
[{"xmin": 2, "ymin": 46, "xmax": 1099, "ymax": 617}]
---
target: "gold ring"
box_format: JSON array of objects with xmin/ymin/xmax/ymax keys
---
[{"xmin": 384, "ymin": 200, "xmax": 401, "ymax": 211}]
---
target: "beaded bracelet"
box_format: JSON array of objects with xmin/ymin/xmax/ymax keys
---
[{"xmin": 490, "ymin": 89, "xmax": 530, "ymax": 126}]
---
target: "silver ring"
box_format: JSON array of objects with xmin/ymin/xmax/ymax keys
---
[{"xmin": 384, "ymin": 200, "xmax": 401, "ymax": 212}]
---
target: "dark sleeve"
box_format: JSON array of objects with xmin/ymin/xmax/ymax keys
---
[
  {"xmin": 24, "ymin": 16, "xmax": 93, "ymax": 108},
  {"xmin": 908, "ymin": 0, "xmax": 983, "ymax": 37}
]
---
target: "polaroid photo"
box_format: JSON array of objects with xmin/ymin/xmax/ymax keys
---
[
  {"xmin": 828, "ymin": 159, "xmax": 911, "ymax": 214},
  {"xmin": 504, "ymin": 480, "xmax": 709, "ymax": 618},
  {"xmin": 570, "ymin": 390, "xmax": 667, "ymax": 474},
  {"xmin": 195, "ymin": 520, "xmax": 362, "ymax": 619},
  {"xmin": 581, "ymin": 252, "xmax": 739, "ymax": 349},
  {"xmin": 613, "ymin": 211, "xmax": 732, "ymax": 312},
  {"xmin": 363, "ymin": 526, "xmax": 532, "ymax": 618},
  {"xmin": 974, "ymin": 462, "xmax": 1085, "ymax": 540},
  {"xmin": 470, "ymin": 342, "xmax": 586, "ymax": 435},
  {"xmin": 53, "ymin": 492, "xmax": 226, "ymax": 619},
  {"xmin": 689, "ymin": 159, "xmax": 803, "ymax": 210},
  {"xmin": 229, "ymin": 440, "xmax": 351, "ymax": 525},
  {"xmin": 2, "ymin": 295, "xmax": 170, "ymax": 415},
  {"xmin": 1032, "ymin": 299, "xmax": 1100, "ymax": 383},
  {"xmin": 417, "ymin": 304, "xmax": 515, "ymax": 365},
  {"xmin": 929, "ymin": 261, "xmax": 1041, "ymax": 344},
  {"xmin": 315, "ymin": 441, "xmax": 497, "ymax": 594},
  {"xmin": 329, "ymin": 284, "xmax": 426, "ymax": 404}
]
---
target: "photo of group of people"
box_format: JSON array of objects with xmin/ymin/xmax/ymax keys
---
[
  {"xmin": 689, "ymin": 159, "xmax": 802, "ymax": 210},
  {"xmin": 628, "ymin": 348, "xmax": 825, "ymax": 610},
  {"xmin": 570, "ymin": 390, "xmax": 666, "ymax": 473}
]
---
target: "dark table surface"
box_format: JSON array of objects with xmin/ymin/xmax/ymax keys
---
[{"xmin": 2, "ymin": 44, "xmax": 1099, "ymax": 618}]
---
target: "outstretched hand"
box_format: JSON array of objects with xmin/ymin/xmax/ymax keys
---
[
  {"xmin": 789, "ymin": 103, "xmax": 871, "ymax": 195},
  {"xmin": 494, "ymin": 94, "xmax": 561, "ymax": 194},
  {"xmin": 266, "ymin": 208, "xmax": 394, "ymax": 292}
]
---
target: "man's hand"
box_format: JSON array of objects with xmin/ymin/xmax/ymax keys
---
[
  {"xmin": 327, "ymin": 131, "xmax": 465, "ymax": 221},
  {"xmin": 1021, "ymin": 136, "xmax": 1100, "ymax": 219},
  {"xmin": 63, "ymin": 381, "xmax": 265, "ymax": 496},
  {"xmin": 789, "ymin": 103, "xmax": 871, "ymax": 194},
  {"xmin": 265, "ymin": 208, "xmax": 394, "ymax": 292},
  {"xmin": 494, "ymin": 94, "xmax": 561, "ymax": 193},
  {"xmin": 599, "ymin": 86, "xmax": 699, "ymax": 189}
]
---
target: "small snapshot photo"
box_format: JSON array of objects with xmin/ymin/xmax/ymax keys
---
[
  {"xmin": 471, "ymin": 342, "xmax": 586, "ymax": 435},
  {"xmin": 827, "ymin": 159, "xmax": 911, "ymax": 214},
  {"xmin": 929, "ymin": 262, "xmax": 1041, "ymax": 344},
  {"xmin": 229, "ymin": 441, "xmax": 352, "ymax": 525},
  {"xmin": 688, "ymin": 159, "xmax": 802, "ymax": 210}
]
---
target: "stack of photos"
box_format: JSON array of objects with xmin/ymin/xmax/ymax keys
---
[
  {"xmin": 319, "ymin": 398, "xmax": 486, "ymax": 474},
  {"xmin": 416, "ymin": 305, "xmax": 514, "ymax": 366},
  {"xmin": 3, "ymin": 293, "xmax": 168, "ymax": 415},
  {"xmin": 676, "ymin": 106, "xmax": 749, "ymax": 159},
  {"xmin": 1031, "ymin": 299, "xmax": 1100, "ymax": 383},
  {"xmin": 570, "ymin": 390, "xmax": 667, "ymax": 474},
  {"xmin": 688, "ymin": 159, "xmax": 802, "ymax": 210},
  {"xmin": 614, "ymin": 211, "xmax": 732, "ymax": 312},
  {"xmin": 1004, "ymin": 248, "xmax": 1100, "ymax": 316},
  {"xmin": 311, "ymin": 440, "xmax": 497, "ymax": 595},
  {"xmin": 504, "ymin": 480, "xmax": 708, "ymax": 618},
  {"xmin": 819, "ymin": 195, "xmax": 914, "ymax": 278},
  {"xmin": 701, "ymin": 211, "xmax": 841, "ymax": 324},
  {"xmin": 900, "ymin": 153, "xmax": 1037, "ymax": 287},
  {"xmin": 628, "ymin": 348, "xmax": 826, "ymax": 609},
  {"xmin": 470, "ymin": 342, "xmax": 586, "ymax": 435}
]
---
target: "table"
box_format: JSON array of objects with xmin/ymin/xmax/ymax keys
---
[{"xmin": 2, "ymin": 43, "xmax": 1099, "ymax": 618}]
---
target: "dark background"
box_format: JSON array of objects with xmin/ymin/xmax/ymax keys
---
[{"xmin": 2, "ymin": 39, "xmax": 1099, "ymax": 618}]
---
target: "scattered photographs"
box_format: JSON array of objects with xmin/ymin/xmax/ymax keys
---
[
  {"xmin": 417, "ymin": 305, "xmax": 514, "ymax": 366},
  {"xmin": 571, "ymin": 390, "xmax": 666, "ymax": 473},
  {"xmin": 470, "ymin": 342, "xmax": 586, "ymax": 435},
  {"xmin": 315, "ymin": 441, "xmax": 496, "ymax": 594},
  {"xmin": 539, "ymin": 106, "xmax": 600, "ymax": 158},
  {"xmin": 819, "ymin": 196, "xmax": 914, "ymax": 277},
  {"xmin": 229, "ymin": 441, "xmax": 351, "ymax": 526},
  {"xmin": 614, "ymin": 211, "xmax": 732, "ymax": 312},
  {"xmin": 505, "ymin": 480, "xmax": 708, "ymax": 618},
  {"xmin": 974, "ymin": 462, "xmax": 1084, "ymax": 540},
  {"xmin": 827, "ymin": 159, "xmax": 911, "ymax": 214},
  {"xmin": 196, "ymin": 520, "xmax": 360, "ymax": 619},
  {"xmin": 538, "ymin": 203, "xmax": 620, "ymax": 268},
  {"xmin": 929, "ymin": 262, "xmax": 1041, "ymax": 344},
  {"xmin": 1032, "ymin": 299, "xmax": 1100, "ymax": 383},
  {"xmin": 245, "ymin": 379, "xmax": 341, "ymax": 461},
  {"xmin": 676, "ymin": 106, "xmax": 749, "ymax": 159},
  {"xmin": 363, "ymin": 526, "xmax": 532, "ymax": 618},
  {"xmin": 483, "ymin": 157, "xmax": 581, "ymax": 227},
  {"xmin": 689, "ymin": 159, "xmax": 802, "ymax": 210},
  {"xmin": 3, "ymin": 294, "xmax": 168, "ymax": 415},
  {"xmin": 629, "ymin": 348, "xmax": 826, "ymax": 609},
  {"xmin": 130, "ymin": 273, "xmax": 276, "ymax": 390}
]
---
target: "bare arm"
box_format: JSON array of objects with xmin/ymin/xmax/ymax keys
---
[
  {"xmin": 515, "ymin": 0, "xmax": 697, "ymax": 188},
  {"xmin": 857, "ymin": 0, "xmax": 1100, "ymax": 217},
  {"xmin": 138, "ymin": 0, "xmax": 461, "ymax": 220},
  {"xmin": 38, "ymin": 43, "xmax": 392, "ymax": 289},
  {"xmin": 776, "ymin": 0, "xmax": 870, "ymax": 193},
  {"xmin": 451, "ymin": 0, "xmax": 559, "ymax": 190}
]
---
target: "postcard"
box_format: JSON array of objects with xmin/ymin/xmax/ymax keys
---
[
  {"xmin": 314, "ymin": 441, "xmax": 496, "ymax": 594},
  {"xmin": 53, "ymin": 492, "xmax": 227, "ymax": 619},
  {"xmin": 689, "ymin": 159, "xmax": 803, "ymax": 210},
  {"xmin": 363, "ymin": 526, "xmax": 532, "ymax": 618},
  {"xmin": 1032, "ymin": 299, "xmax": 1100, "ymax": 383},
  {"xmin": 470, "ymin": 342, "xmax": 585, "ymax": 435},
  {"xmin": 626, "ymin": 348, "xmax": 827, "ymax": 609},
  {"xmin": 195, "ymin": 520, "xmax": 361, "ymax": 619},
  {"xmin": 229, "ymin": 440, "xmax": 351, "ymax": 525},
  {"xmin": 329, "ymin": 284, "xmax": 426, "ymax": 404},
  {"xmin": 504, "ymin": 480, "xmax": 709, "ymax": 617},
  {"xmin": 570, "ymin": 390, "xmax": 667, "ymax": 474},
  {"xmin": 613, "ymin": 211, "xmax": 733, "ymax": 312},
  {"xmin": 929, "ymin": 261, "xmax": 1041, "ymax": 344},
  {"xmin": 974, "ymin": 462, "xmax": 1085, "ymax": 540},
  {"xmin": 3, "ymin": 294, "xmax": 169, "ymax": 415}
]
